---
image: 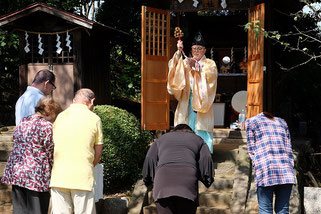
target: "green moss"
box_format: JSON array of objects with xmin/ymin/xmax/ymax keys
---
[{"xmin": 94, "ymin": 105, "xmax": 152, "ymax": 194}]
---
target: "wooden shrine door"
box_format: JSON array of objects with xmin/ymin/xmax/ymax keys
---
[
  {"xmin": 141, "ymin": 6, "xmax": 170, "ymax": 130},
  {"xmin": 247, "ymin": 3, "xmax": 265, "ymax": 118}
]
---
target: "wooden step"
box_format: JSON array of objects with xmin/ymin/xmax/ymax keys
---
[
  {"xmin": 143, "ymin": 204, "xmax": 231, "ymax": 214},
  {"xmin": 199, "ymin": 192, "xmax": 232, "ymax": 207}
]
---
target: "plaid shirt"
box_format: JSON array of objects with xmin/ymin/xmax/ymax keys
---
[{"xmin": 245, "ymin": 113, "xmax": 296, "ymax": 187}]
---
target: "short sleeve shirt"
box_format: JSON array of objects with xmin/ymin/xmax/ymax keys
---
[{"xmin": 50, "ymin": 104, "xmax": 103, "ymax": 191}]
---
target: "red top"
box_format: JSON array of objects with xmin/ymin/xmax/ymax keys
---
[{"xmin": 1, "ymin": 115, "xmax": 53, "ymax": 192}]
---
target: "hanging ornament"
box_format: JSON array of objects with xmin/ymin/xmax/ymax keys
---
[
  {"xmin": 66, "ymin": 31, "xmax": 72, "ymax": 52},
  {"xmin": 56, "ymin": 34, "xmax": 62, "ymax": 54},
  {"xmin": 193, "ymin": 0, "xmax": 199, "ymax": 8},
  {"xmin": 221, "ymin": 0, "xmax": 227, "ymax": 9},
  {"xmin": 24, "ymin": 32, "xmax": 30, "ymax": 53},
  {"xmin": 178, "ymin": 0, "xmax": 184, "ymax": 3},
  {"xmin": 210, "ymin": 47, "xmax": 214, "ymax": 60},
  {"xmin": 38, "ymin": 34, "xmax": 44, "ymax": 55}
]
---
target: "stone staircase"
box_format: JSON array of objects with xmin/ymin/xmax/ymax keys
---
[
  {"xmin": 0, "ymin": 126, "xmax": 14, "ymax": 213},
  {"xmin": 127, "ymin": 128, "xmax": 302, "ymax": 214},
  {"xmin": 142, "ymin": 129, "xmax": 247, "ymax": 214}
]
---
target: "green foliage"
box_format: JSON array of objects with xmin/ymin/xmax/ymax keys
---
[
  {"xmin": 0, "ymin": 30, "xmax": 19, "ymax": 125},
  {"xmin": 96, "ymin": 0, "xmax": 143, "ymax": 101},
  {"xmin": 93, "ymin": 105, "xmax": 153, "ymax": 193}
]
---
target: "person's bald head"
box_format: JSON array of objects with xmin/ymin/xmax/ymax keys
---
[{"xmin": 73, "ymin": 88, "xmax": 95, "ymax": 110}]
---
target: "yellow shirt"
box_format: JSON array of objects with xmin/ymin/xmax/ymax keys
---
[
  {"xmin": 167, "ymin": 51, "xmax": 218, "ymax": 132},
  {"xmin": 50, "ymin": 104, "xmax": 103, "ymax": 191}
]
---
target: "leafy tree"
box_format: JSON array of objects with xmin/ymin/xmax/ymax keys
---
[
  {"xmin": 96, "ymin": 0, "xmax": 143, "ymax": 101},
  {"xmin": 245, "ymin": 1, "xmax": 321, "ymax": 71}
]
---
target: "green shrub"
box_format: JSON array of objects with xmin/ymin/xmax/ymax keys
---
[{"xmin": 93, "ymin": 105, "xmax": 153, "ymax": 194}]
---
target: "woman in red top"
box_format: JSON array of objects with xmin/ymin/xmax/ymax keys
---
[{"xmin": 1, "ymin": 97, "xmax": 62, "ymax": 214}]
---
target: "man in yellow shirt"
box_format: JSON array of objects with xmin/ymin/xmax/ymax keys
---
[{"xmin": 50, "ymin": 88, "xmax": 103, "ymax": 214}]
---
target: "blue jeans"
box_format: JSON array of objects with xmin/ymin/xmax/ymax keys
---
[{"xmin": 257, "ymin": 184, "xmax": 293, "ymax": 214}]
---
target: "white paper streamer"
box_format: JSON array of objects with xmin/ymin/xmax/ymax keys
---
[
  {"xmin": 221, "ymin": 0, "xmax": 227, "ymax": 9},
  {"xmin": 193, "ymin": 0, "xmax": 199, "ymax": 8},
  {"xmin": 66, "ymin": 32, "xmax": 72, "ymax": 52},
  {"xmin": 231, "ymin": 47, "xmax": 234, "ymax": 63},
  {"xmin": 244, "ymin": 46, "xmax": 247, "ymax": 60},
  {"xmin": 178, "ymin": 0, "xmax": 184, "ymax": 3},
  {"xmin": 56, "ymin": 34, "xmax": 62, "ymax": 54},
  {"xmin": 24, "ymin": 32, "xmax": 30, "ymax": 53},
  {"xmin": 210, "ymin": 47, "xmax": 214, "ymax": 60},
  {"xmin": 38, "ymin": 34, "xmax": 44, "ymax": 55}
]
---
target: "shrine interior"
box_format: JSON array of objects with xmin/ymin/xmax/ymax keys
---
[{"xmin": 170, "ymin": 10, "xmax": 249, "ymax": 128}]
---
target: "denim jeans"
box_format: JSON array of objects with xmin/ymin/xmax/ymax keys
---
[{"xmin": 257, "ymin": 184, "xmax": 293, "ymax": 214}]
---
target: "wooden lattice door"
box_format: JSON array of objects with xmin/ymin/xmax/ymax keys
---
[
  {"xmin": 141, "ymin": 6, "xmax": 170, "ymax": 130},
  {"xmin": 247, "ymin": 3, "xmax": 265, "ymax": 118}
]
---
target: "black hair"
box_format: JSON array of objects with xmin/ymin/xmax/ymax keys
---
[
  {"xmin": 32, "ymin": 69, "xmax": 55, "ymax": 84},
  {"xmin": 173, "ymin": 124, "xmax": 194, "ymax": 132},
  {"xmin": 263, "ymin": 112, "xmax": 274, "ymax": 119}
]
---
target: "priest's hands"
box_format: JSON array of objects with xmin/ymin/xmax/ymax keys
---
[
  {"xmin": 187, "ymin": 57, "xmax": 197, "ymax": 69},
  {"xmin": 177, "ymin": 40, "xmax": 183, "ymax": 52}
]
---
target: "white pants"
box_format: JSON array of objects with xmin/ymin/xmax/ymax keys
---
[{"xmin": 51, "ymin": 187, "xmax": 96, "ymax": 214}]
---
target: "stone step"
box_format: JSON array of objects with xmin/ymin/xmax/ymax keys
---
[
  {"xmin": 212, "ymin": 149, "xmax": 238, "ymax": 163},
  {"xmin": 213, "ymin": 129, "xmax": 246, "ymax": 139},
  {"xmin": 0, "ymin": 182, "xmax": 11, "ymax": 191},
  {"xmin": 0, "ymin": 142, "xmax": 13, "ymax": 152},
  {"xmin": 0, "ymin": 162, "xmax": 7, "ymax": 177},
  {"xmin": 213, "ymin": 144, "xmax": 241, "ymax": 151},
  {"xmin": 199, "ymin": 192, "xmax": 232, "ymax": 207},
  {"xmin": 199, "ymin": 177, "xmax": 234, "ymax": 193},
  {"xmin": 143, "ymin": 204, "xmax": 231, "ymax": 214},
  {"xmin": 213, "ymin": 138, "xmax": 246, "ymax": 146},
  {"xmin": 0, "ymin": 203, "xmax": 13, "ymax": 214},
  {"xmin": 197, "ymin": 206, "xmax": 231, "ymax": 214},
  {"xmin": 0, "ymin": 126, "xmax": 15, "ymax": 133},
  {"xmin": 214, "ymin": 162, "xmax": 236, "ymax": 177},
  {"xmin": 0, "ymin": 151, "xmax": 11, "ymax": 162},
  {"xmin": 0, "ymin": 136, "xmax": 13, "ymax": 144},
  {"xmin": 0, "ymin": 189, "xmax": 12, "ymax": 204}
]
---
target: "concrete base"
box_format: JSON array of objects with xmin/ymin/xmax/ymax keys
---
[{"xmin": 304, "ymin": 187, "xmax": 321, "ymax": 214}]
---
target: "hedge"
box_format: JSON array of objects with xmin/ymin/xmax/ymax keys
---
[{"xmin": 93, "ymin": 105, "xmax": 152, "ymax": 194}]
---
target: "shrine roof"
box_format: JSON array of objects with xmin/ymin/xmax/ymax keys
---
[{"xmin": 0, "ymin": 2, "xmax": 127, "ymax": 35}]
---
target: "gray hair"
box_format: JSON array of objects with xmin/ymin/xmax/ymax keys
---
[{"xmin": 74, "ymin": 88, "xmax": 95, "ymax": 102}]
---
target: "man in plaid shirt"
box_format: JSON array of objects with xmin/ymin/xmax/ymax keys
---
[{"xmin": 245, "ymin": 112, "xmax": 296, "ymax": 214}]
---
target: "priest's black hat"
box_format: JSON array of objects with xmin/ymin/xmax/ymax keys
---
[{"xmin": 192, "ymin": 32, "xmax": 206, "ymax": 47}]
